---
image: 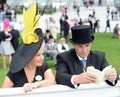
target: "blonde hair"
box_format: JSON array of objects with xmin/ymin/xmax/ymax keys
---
[
  {"xmin": 59, "ymin": 38, "xmax": 65, "ymax": 42},
  {"xmin": 40, "ymin": 40, "xmax": 45, "ymax": 50}
]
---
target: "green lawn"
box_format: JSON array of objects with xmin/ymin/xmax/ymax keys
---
[
  {"xmin": 0, "ymin": 33, "xmax": 120, "ymax": 87},
  {"xmin": 92, "ymin": 33, "xmax": 120, "ymax": 74}
]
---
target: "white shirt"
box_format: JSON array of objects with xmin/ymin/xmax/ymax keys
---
[
  {"xmin": 71, "ymin": 54, "xmax": 87, "ymax": 88},
  {"xmin": 57, "ymin": 43, "xmax": 69, "ymax": 53}
]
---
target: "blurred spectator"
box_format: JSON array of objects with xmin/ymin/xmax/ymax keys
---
[
  {"xmin": 0, "ymin": 11, "xmax": 6, "ymax": 21},
  {"xmin": 61, "ymin": 6, "xmax": 65, "ymax": 15},
  {"xmin": 104, "ymin": 18, "xmax": 111, "ymax": 32},
  {"xmin": 44, "ymin": 29, "xmax": 54, "ymax": 43},
  {"xmin": 98, "ymin": 0, "xmax": 102, "ymax": 6},
  {"xmin": 94, "ymin": 19, "xmax": 100, "ymax": 33},
  {"xmin": 5, "ymin": 8, "xmax": 12, "ymax": 21},
  {"xmin": 107, "ymin": 6, "xmax": 110, "ymax": 17},
  {"xmin": 45, "ymin": 37, "xmax": 58, "ymax": 65},
  {"xmin": 49, "ymin": 19, "xmax": 59, "ymax": 40},
  {"xmin": 0, "ymin": 19, "xmax": 15, "ymax": 69},
  {"xmin": 88, "ymin": 14, "xmax": 94, "ymax": 35},
  {"xmin": 112, "ymin": 23, "xmax": 120, "ymax": 38},
  {"xmin": 111, "ymin": 10, "xmax": 114, "ymax": 21},
  {"xmin": 57, "ymin": 38, "xmax": 69, "ymax": 53},
  {"xmin": 114, "ymin": 11, "xmax": 118, "ymax": 21},
  {"xmin": 9, "ymin": 25, "xmax": 20, "ymax": 52},
  {"xmin": 59, "ymin": 15, "xmax": 65, "ymax": 38},
  {"xmin": 78, "ymin": 18, "xmax": 83, "ymax": 25},
  {"xmin": 63, "ymin": 16, "xmax": 70, "ymax": 43},
  {"xmin": 76, "ymin": 6, "xmax": 80, "ymax": 17}
]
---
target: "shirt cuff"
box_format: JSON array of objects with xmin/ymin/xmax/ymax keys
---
[{"xmin": 71, "ymin": 75, "xmax": 79, "ymax": 88}]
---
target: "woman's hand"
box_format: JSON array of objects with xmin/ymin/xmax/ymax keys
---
[
  {"xmin": 23, "ymin": 82, "xmax": 40, "ymax": 93},
  {"xmin": 5, "ymin": 38, "xmax": 11, "ymax": 41}
]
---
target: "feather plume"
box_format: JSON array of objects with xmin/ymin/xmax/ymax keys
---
[
  {"xmin": 21, "ymin": 1, "xmax": 40, "ymax": 44},
  {"xmin": 21, "ymin": 1, "xmax": 39, "ymax": 36}
]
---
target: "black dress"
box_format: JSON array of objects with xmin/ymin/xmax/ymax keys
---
[{"xmin": 7, "ymin": 63, "xmax": 49, "ymax": 87}]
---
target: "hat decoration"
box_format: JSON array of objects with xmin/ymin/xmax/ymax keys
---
[
  {"xmin": 21, "ymin": 1, "xmax": 40, "ymax": 44},
  {"xmin": 10, "ymin": 1, "xmax": 46, "ymax": 73},
  {"xmin": 3, "ymin": 19, "xmax": 10, "ymax": 28}
]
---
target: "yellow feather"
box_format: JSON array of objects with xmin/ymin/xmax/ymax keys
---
[
  {"xmin": 22, "ymin": 1, "xmax": 39, "ymax": 35},
  {"xmin": 21, "ymin": 0, "xmax": 41, "ymax": 44}
]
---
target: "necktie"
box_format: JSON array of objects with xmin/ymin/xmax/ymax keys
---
[{"xmin": 81, "ymin": 59, "xmax": 86, "ymax": 69}]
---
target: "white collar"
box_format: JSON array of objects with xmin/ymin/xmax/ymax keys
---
[{"xmin": 76, "ymin": 54, "xmax": 87, "ymax": 60}]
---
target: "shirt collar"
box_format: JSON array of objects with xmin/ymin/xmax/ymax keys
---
[{"xmin": 76, "ymin": 54, "xmax": 87, "ymax": 60}]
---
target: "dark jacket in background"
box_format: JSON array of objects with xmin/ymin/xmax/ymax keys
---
[{"xmin": 10, "ymin": 28, "xmax": 20, "ymax": 50}]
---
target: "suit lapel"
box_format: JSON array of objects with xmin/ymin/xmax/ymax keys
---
[
  {"xmin": 87, "ymin": 51, "xmax": 95, "ymax": 67},
  {"xmin": 71, "ymin": 50, "xmax": 84, "ymax": 74}
]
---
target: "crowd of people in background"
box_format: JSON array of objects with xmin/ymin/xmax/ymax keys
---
[
  {"xmin": 0, "ymin": 1, "xmax": 120, "ymax": 95},
  {"xmin": 0, "ymin": 1, "xmax": 120, "ymax": 70},
  {"xmin": 0, "ymin": 19, "xmax": 20, "ymax": 69}
]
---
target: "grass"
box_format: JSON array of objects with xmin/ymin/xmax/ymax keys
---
[
  {"xmin": 0, "ymin": 33, "xmax": 120, "ymax": 87},
  {"xmin": 92, "ymin": 33, "xmax": 120, "ymax": 74}
]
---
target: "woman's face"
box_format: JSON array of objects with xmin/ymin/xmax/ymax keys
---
[
  {"xmin": 60, "ymin": 39, "xmax": 65, "ymax": 45},
  {"xmin": 73, "ymin": 43, "xmax": 91, "ymax": 58},
  {"xmin": 30, "ymin": 43, "xmax": 45, "ymax": 67}
]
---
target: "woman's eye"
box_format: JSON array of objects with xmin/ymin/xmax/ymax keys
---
[{"xmin": 36, "ymin": 54, "xmax": 40, "ymax": 57}]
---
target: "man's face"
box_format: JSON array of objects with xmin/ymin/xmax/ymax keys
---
[{"xmin": 73, "ymin": 43, "xmax": 91, "ymax": 58}]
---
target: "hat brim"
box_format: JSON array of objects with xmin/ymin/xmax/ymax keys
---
[
  {"xmin": 10, "ymin": 28, "xmax": 43, "ymax": 73},
  {"xmin": 69, "ymin": 36, "xmax": 95, "ymax": 44}
]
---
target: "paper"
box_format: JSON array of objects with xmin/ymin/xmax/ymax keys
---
[{"xmin": 86, "ymin": 65, "xmax": 115, "ymax": 84}]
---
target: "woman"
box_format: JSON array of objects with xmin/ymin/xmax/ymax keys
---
[
  {"xmin": 0, "ymin": 19, "xmax": 15, "ymax": 69},
  {"xmin": 2, "ymin": 1, "xmax": 56, "ymax": 93},
  {"xmin": 2, "ymin": 28, "xmax": 56, "ymax": 93},
  {"xmin": 49, "ymin": 19, "xmax": 59, "ymax": 40},
  {"xmin": 57, "ymin": 38, "xmax": 69, "ymax": 53}
]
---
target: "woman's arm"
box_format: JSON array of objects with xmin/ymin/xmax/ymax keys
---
[
  {"xmin": 2, "ymin": 76, "xmax": 14, "ymax": 88},
  {"xmin": 37, "ymin": 68, "xmax": 56, "ymax": 87},
  {"xmin": 23, "ymin": 69, "xmax": 56, "ymax": 93}
]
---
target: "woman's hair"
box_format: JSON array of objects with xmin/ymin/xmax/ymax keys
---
[
  {"xmin": 59, "ymin": 38, "xmax": 65, "ymax": 43},
  {"xmin": 40, "ymin": 40, "xmax": 45, "ymax": 50}
]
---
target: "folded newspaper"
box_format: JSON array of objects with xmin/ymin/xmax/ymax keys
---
[{"xmin": 86, "ymin": 65, "xmax": 116, "ymax": 84}]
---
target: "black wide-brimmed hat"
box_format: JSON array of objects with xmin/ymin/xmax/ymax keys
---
[
  {"xmin": 10, "ymin": 1, "xmax": 46, "ymax": 73},
  {"xmin": 10, "ymin": 28, "xmax": 43, "ymax": 73},
  {"xmin": 69, "ymin": 25, "xmax": 94, "ymax": 44}
]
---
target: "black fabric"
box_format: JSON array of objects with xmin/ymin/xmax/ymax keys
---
[
  {"xmin": 7, "ymin": 63, "xmax": 49, "ymax": 87},
  {"xmin": 62, "ymin": 45, "xmax": 66, "ymax": 50},
  {"xmin": 9, "ymin": 28, "xmax": 20, "ymax": 50},
  {"xmin": 0, "ymin": 31, "xmax": 10, "ymax": 41},
  {"xmin": 69, "ymin": 25, "xmax": 94, "ymax": 44}
]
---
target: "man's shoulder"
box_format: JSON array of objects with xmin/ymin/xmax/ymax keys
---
[
  {"xmin": 58, "ymin": 49, "xmax": 74, "ymax": 56},
  {"xmin": 91, "ymin": 50, "xmax": 105, "ymax": 56}
]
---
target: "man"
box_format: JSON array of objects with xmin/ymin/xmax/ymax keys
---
[
  {"xmin": 9, "ymin": 25, "xmax": 20, "ymax": 51},
  {"xmin": 59, "ymin": 15, "xmax": 65, "ymax": 38},
  {"xmin": 56, "ymin": 25, "xmax": 119, "ymax": 88},
  {"xmin": 45, "ymin": 36, "xmax": 58, "ymax": 65},
  {"xmin": 44, "ymin": 29, "xmax": 54, "ymax": 43},
  {"xmin": 63, "ymin": 16, "xmax": 70, "ymax": 43}
]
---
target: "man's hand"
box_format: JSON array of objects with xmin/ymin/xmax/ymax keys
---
[
  {"xmin": 105, "ymin": 70, "xmax": 117, "ymax": 82},
  {"xmin": 73, "ymin": 72, "xmax": 97, "ymax": 84}
]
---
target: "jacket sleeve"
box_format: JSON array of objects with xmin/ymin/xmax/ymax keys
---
[{"xmin": 56, "ymin": 53, "xmax": 75, "ymax": 88}]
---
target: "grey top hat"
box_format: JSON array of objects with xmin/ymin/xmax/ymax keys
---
[{"xmin": 69, "ymin": 25, "xmax": 94, "ymax": 44}]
